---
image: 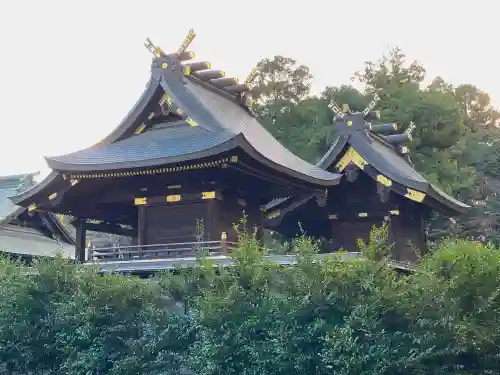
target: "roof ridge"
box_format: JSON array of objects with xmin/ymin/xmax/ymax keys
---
[
  {"xmin": 185, "ymin": 74, "xmax": 254, "ymax": 113},
  {"xmin": 145, "ymin": 29, "xmax": 258, "ymax": 110}
]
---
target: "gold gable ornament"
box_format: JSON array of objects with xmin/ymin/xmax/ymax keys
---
[
  {"xmin": 404, "ymin": 188, "xmax": 426, "ymax": 203},
  {"xmin": 335, "ymin": 147, "xmax": 368, "ymax": 172},
  {"xmin": 376, "ymin": 175, "xmax": 392, "ymax": 187}
]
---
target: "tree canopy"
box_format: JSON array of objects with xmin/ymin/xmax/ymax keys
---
[{"xmin": 250, "ymin": 48, "xmax": 500, "ymax": 244}]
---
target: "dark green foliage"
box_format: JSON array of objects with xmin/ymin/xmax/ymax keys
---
[
  {"xmin": 159, "ymin": 232, "xmax": 500, "ymax": 375},
  {"xmin": 251, "ymin": 48, "xmax": 500, "ymax": 244},
  {"xmin": 0, "ymin": 256, "xmax": 194, "ymax": 375},
  {"xmin": 0, "ymin": 234, "xmax": 500, "ymax": 373}
]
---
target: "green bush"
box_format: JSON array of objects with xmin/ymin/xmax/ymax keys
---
[
  {"xmin": 0, "ymin": 256, "xmax": 194, "ymax": 375},
  {"xmin": 0, "ymin": 234, "xmax": 499, "ymax": 374}
]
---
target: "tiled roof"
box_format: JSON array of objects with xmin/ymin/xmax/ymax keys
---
[{"xmin": 47, "ymin": 124, "xmax": 234, "ymax": 169}]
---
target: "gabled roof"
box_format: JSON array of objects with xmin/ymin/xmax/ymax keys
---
[
  {"xmin": 0, "ymin": 173, "xmax": 75, "ymax": 255},
  {"xmin": 266, "ymin": 98, "xmax": 470, "ymax": 217},
  {"xmin": 39, "ymin": 33, "xmax": 341, "ymax": 187},
  {"xmin": 322, "ymin": 103, "xmax": 469, "ymax": 215}
]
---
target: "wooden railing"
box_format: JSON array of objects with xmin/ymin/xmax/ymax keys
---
[
  {"xmin": 86, "ymin": 242, "xmax": 419, "ymax": 274},
  {"xmin": 84, "ymin": 250, "xmax": 420, "ymax": 275},
  {"xmin": 87, "ymin": 240, "xmax": 238, "ymax": 262}
]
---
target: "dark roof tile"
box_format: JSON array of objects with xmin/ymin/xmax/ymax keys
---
[
  {"xmin": 183, "ymin": 79, "xmax": 339, "ymax": 182},
  {"xmin": 47, "ymin": 124, "xmax": 235, "ymax": 170}
]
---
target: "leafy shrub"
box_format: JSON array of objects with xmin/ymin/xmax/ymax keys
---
[
  {"xmin": 0, "ymin": 255, "xmax": 193, "ymax": 375},
  {"xmin": 0, "ymin": 234, "xmax": 499, "ymax": 374}
]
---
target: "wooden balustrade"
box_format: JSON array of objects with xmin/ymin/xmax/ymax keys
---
[
  {"xmin": 85, "ymin": 242, "xmax": 419, "ymax": 275},
  {"xmin": 87, "ymin": 240, "xmax": 238, "ymax": 262}
]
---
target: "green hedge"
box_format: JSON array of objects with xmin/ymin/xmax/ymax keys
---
[{"xmin": 0, "ymin": 233, "xmax": 499, "ymax": 374}]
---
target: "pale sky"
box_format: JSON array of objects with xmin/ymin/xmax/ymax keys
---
[{"xmin": 0, "ymin": 0, "xmax": 497, "ymax": 180}]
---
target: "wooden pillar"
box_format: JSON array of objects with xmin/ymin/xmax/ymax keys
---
[
  {"xmin": 221, "ymin": 231, "xmax": 228, "ymax": 254},
  {"xmin": 390, "ymin": 212, "xmax": 424, "ymax": 263},
  {"xmin": 206, "ymin": 199, "xmax": 215, "ymax": 241},
  {"xmin": 137, "ymin": 206, "xmax": 147, "ymax": 256},
  {"xmin": 74, "ymin": 219, "xmax": 86, "ymax": 262},
  {"xmin": 419, "ymin": 212, "xmax": 429, "ymax": 255}
]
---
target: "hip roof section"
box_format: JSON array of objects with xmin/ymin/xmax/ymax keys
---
[
  {"xmin": 180, "ymin": 77, "xmax": 339, "ymax": 182},
  {"xmin": 0, "ymin": 173, "xmax": 75, "ymax": 246}
]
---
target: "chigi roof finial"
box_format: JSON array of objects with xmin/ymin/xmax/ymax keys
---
[
  {"xmin": 404, "ymin": 121, "xmax": 416, "ymax": 137},
  {"xmin": 362, "ymin": 92, "xmax": 381, "ymax": 119},
  {"xmin": 144, "ymin": 38, "xmax": 165, "ymax": 58},
  {"xmin": 177, "ymin": 28, "xmax": 196, "ymax": 54},
  {"xmin": 328, "ymin": 101, "xmax": 346, "ymax": 120},
  {"xmin": 328, "ymin": 91, "xmax": 416, "ymax": 156}
]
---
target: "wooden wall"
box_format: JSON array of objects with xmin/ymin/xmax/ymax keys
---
[
  {"xmin": 144, "ymin": 202, "xmax": 210, "ymax": 244},
  {"xmin": 331, "ymin": 218, "xmax": 385, "ymax": 253},
  {"xmin": 140, "ymin": 198, "xmax": 263, "ymax": 245},
  {"xmin": 389, "ymin": 210, "xmax": 427, "ymax": 262},
  {"xmin": 212, "ymin": 197, "xmax": 262, "ymax": 243},
  {"xmin": 329, "ymin": 211, "xmax": 427, "ymax": 263}
]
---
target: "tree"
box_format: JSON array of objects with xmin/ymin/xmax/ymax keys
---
[
  {"xmin": 249, "ymin": 56, "xmax": 328, "ymax": 162},
  {"xmin": 355, "ymin": 48, "xmax": 465, "ymax": 151},
  {"xmin": 258, "ymin": 97, "xmax": 334, "ymax": 162},
  {"xmin": 321, "ymin": 85, "xmax": 368, "ymax": 112},
  {"xmin": 354, "ymin": 47, "xmax": 426, "ymax": 92},
  {"xmin": 450, "ymin": 86, "xmax": 500, "ymax": 243},
  {"xmin": 250, "ymin": 55, "xmax": 313, "ymax": 105},
  {"xmin": 454, "ymin": 84, "xmax": 500, "ymax": 130}
]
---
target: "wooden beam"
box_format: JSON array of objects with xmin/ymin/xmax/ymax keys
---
[
  {"xmin": 184, "ymin": 61, "xmax": 211, "ymax": 72},
  {"xmin": 377, "ymin": 183, "xmax": 391, "ymax": 203},
  {"xmin": 226, "ymin": 161, "xmax": 315, "ymax": 197},
  {"xmin": 210, "ymin": 77, "xmax": 239, "ymax": 88},
  {"xmin": 225, "ymin": 83, "xmax": 250, "ymax": 94},
  {"xmin": 345, "ymin": 164, "xmax": 359, "ymax": 182},
  {"xmin": 328, "ymin": 208, "xmax": 399, "ymax": 221},
  {"xmin": 138, "ymin": 206, "xmax": 146, "ymax": 247},
  {"xmin": 196, "ymin": 70, "xmax": 225, "ymax": 80},
  {"xmin": 84, "ymin": 171, "xmax": 220, "ymax": 204},
  {"xmin": 383, "ymin": 133, "xmax": 411, "ymax": 145},
  {"xmin": 369, "ymin": 123, "xmax": 397, "ymax": 134},
  {"xmin": 178, "ymin": 51, "xmax": 195, "ymax": 61},
  {"xmin": 133, "ymin": 191, "xmax": 220, "ymax": 207},
  {"xmin": 74, "ymin": 219, "xmax": 86, "ymax": 262},
  {"xmin": 65, "ymin": 203, "xmax": 137, "ymax": 226},
  {"xmin": 72, "ymin": 220, "xmax": 136, "ymax": 237}
]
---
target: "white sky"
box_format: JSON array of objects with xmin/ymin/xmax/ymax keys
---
[{"xmin": 0, "ymin": 0, "xmax": 497, "ymax": 179}]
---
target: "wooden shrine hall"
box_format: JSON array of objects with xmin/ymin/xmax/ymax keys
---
[
  {"xmin": 0, "ymin": 173, "xmax": 74, "ymax": 260},
  {"xmin": 265, "ymin": 96, "xmax": 470, "ymax": 262},
  {"xmin": 9, "ymin": 30, "xmax": 342, "ymax": 262}
]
